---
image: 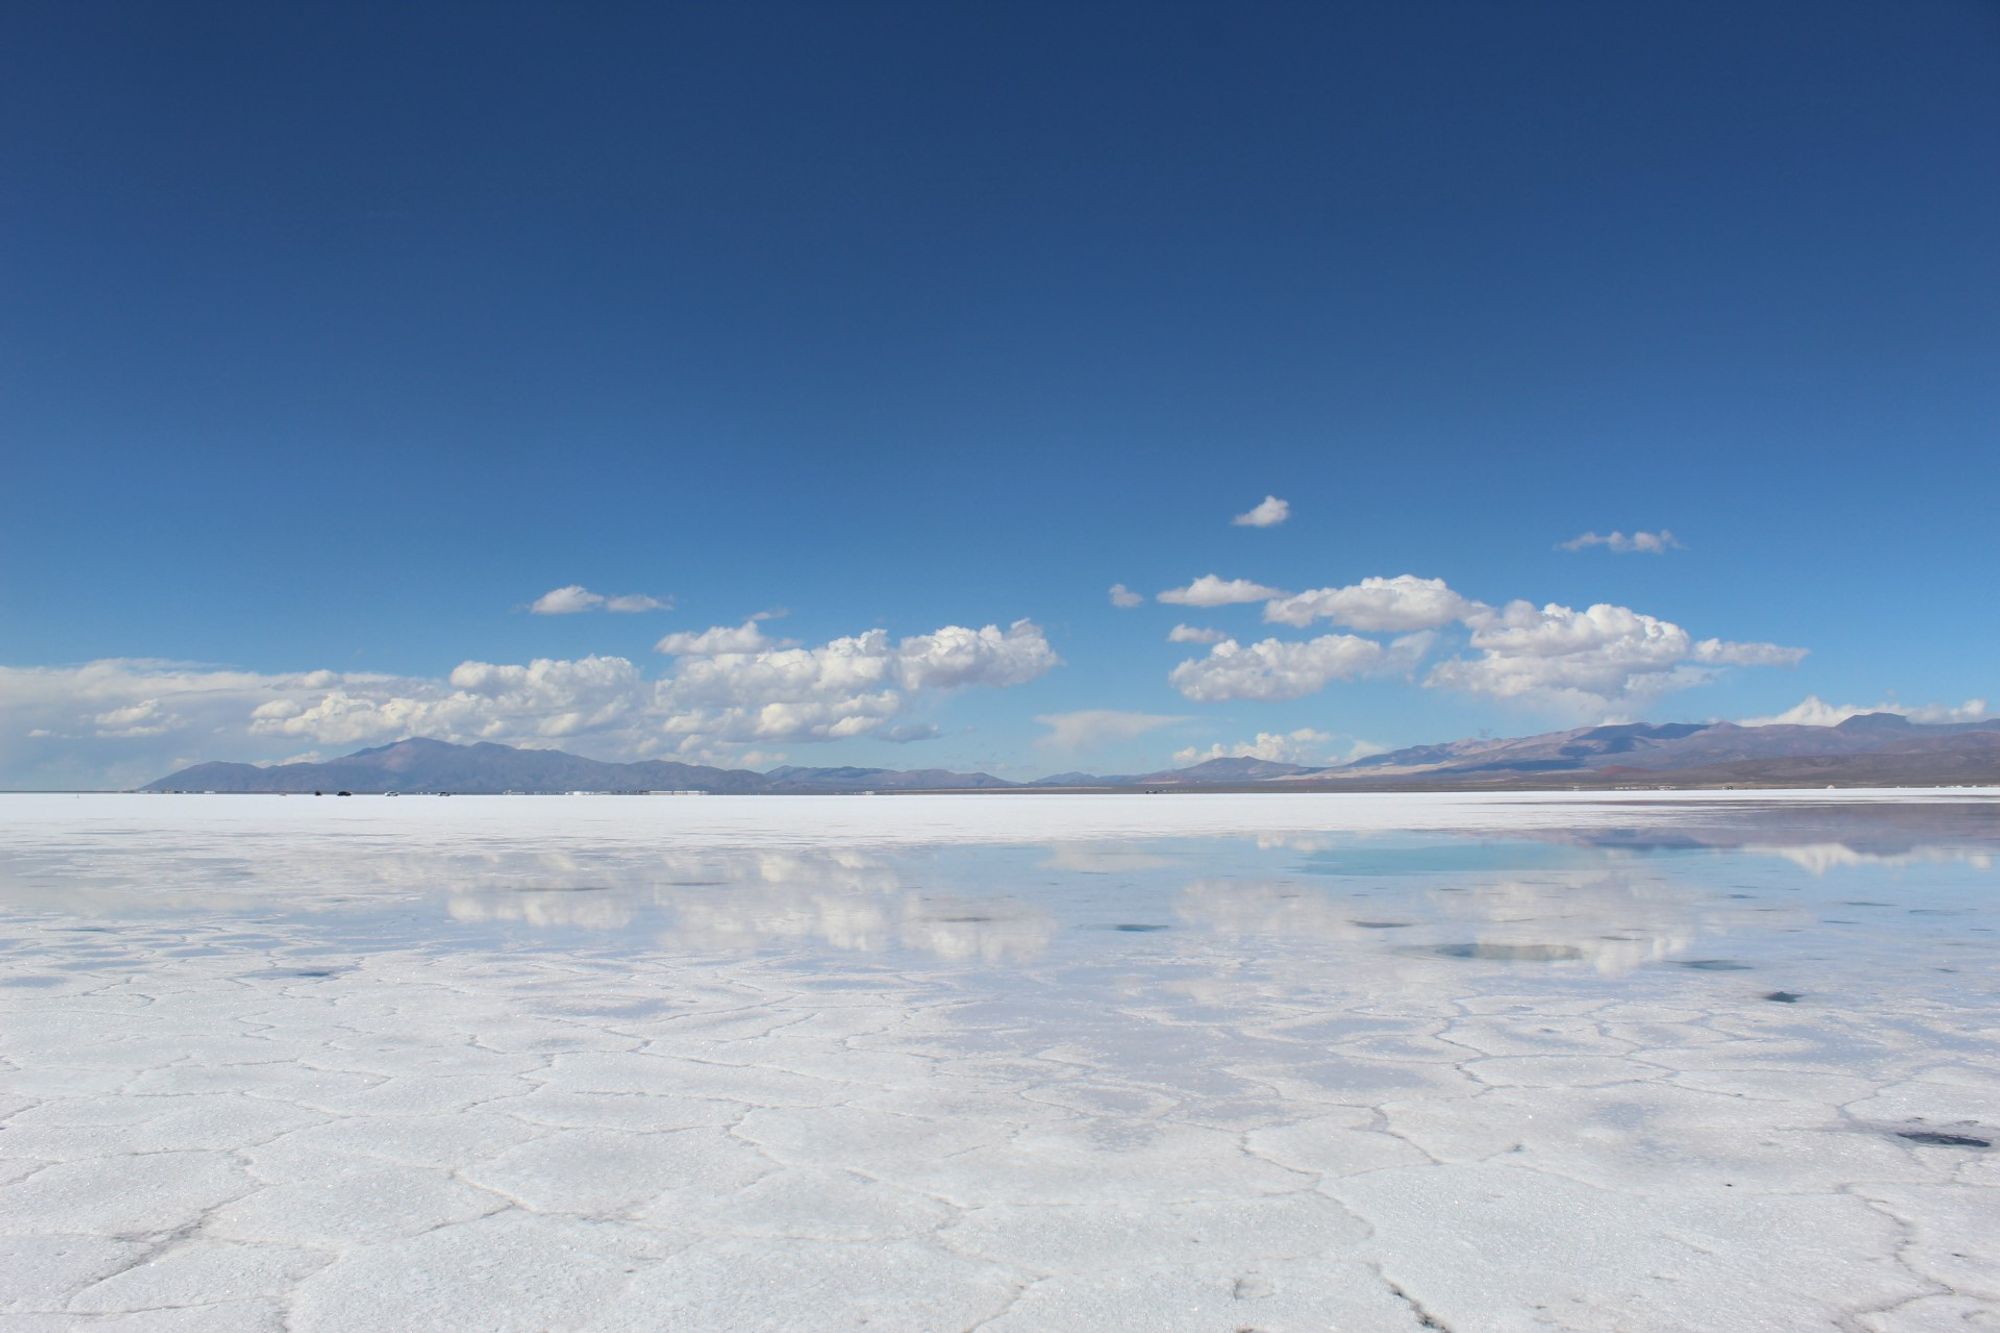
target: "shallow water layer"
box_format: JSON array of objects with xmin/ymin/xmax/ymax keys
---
[{"xmin": 1, "ymin": 792, "xmax": 1996, "ymax": 1331}]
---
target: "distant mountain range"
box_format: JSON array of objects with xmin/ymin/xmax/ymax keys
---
[
  {"xmin": 143, "ymin": 713, "xmax": 2000, "ymax": 793},
  {"xmin": 142, "ymin": 738, "xmax": 1011, "ymax": 795},
  {"xmin": 1303, "ymin": 712, "xmax": 2000, "ymax": 788},
  {"xmin": 1107, "ymin": 713, "xmax": 2000, "ymax": 789}
]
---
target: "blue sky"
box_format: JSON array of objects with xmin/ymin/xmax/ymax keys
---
[{"xmin": 3, "ymin": 1, "xmax": 1996, "ymax": 788}]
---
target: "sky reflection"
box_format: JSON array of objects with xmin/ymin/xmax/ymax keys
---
[{"xmin": 0, "ymin": 797, "xmax": 1993, "ymax": 981}]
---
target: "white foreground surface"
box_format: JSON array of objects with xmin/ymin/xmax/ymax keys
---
[{"xmin": 1, "ymin": 793, "xmax": 1997, "ymax": 1331}]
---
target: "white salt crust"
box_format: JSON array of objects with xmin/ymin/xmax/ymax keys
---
[{"xmin": 0, "ymin": 792, "xmax": 1995, "ymax": 1330}]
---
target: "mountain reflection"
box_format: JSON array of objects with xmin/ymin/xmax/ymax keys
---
[{"xmin": 1552, "ymin": 800, "xmax": 2000, "ymax": 865}]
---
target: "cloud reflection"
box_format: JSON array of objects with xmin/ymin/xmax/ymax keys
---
[
  {"xmin": 1174, "ymin": 870, "xmax": 1787, "ymax": 975},
  {"xmin": 442, "ymin": 846, "xmax": 1056, "ymax": 962}
]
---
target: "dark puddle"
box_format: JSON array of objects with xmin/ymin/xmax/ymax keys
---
[
  {"xmin": 1110, "ymin": 923, "xmax": 1170, "ymax": 933},
  {"xmin": 933, "ymin": 915, "xmax": 994, "ymax": 924},
  {"xmin": 1678, "ymin": 959, "xmax": 1753, "ymax": 971},
  {"xmin": 1351, "ymin": 920, "xmax": 1413, "ymax": 929},
  {"xmin": 1764, "ymin": 991, "xmax": 1803, "ymax": 1003},
  {"xmin": 1897, "ymin": 1130, "xmax": 1990, "ymax": 1149},
  {"xmin": 1434, "ymin": 943, "xmax": 1583, "ymax": 962}
]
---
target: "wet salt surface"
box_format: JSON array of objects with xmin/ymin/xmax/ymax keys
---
[{"xmin": 1, "ymin": 790, "xmax": 1997, "ymax": 1331}]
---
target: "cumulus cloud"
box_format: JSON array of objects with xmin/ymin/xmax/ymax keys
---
[
  {"xmin": 1108, "ymin": 584, "xmax": 1144, "ymax": 609},
  {"xmin": 1232, "ymin": 495, "xmax": 1290, "ymax": 528},
  {"xmin": 1157, "ymin": 571, "xmax": 1802, "ymax": 717},
  {"xmin": 1559, "ymin": 530, "xmax": 1682, "ymax": 554},
  {"xmin": 1167, "ymin": 624, "xmax": 1228, "ymax": 644},
  {"xmin": 264, "ymin": 655, "xmax": 652, "ymax": 745},
  {"xmin": 1741, "ymin": 696, "xmax": 1991, "ymax": 728},
  {"xmin": 0, "ymin": 659, "xmax": 425, "ymax": 788},
  {"xmin": 1035, "ymin": 710, "xmax": 1186, "ymax": 751},
  {"xmin": 1264, "ymin": 575, "xmax": 1474, "ymax": 632},
  {"xmin": 654, "ymin": 620, "xmax": 789, "ymax": 656},
  {"xmin": 898, "ymin": 623, "xmax": 1060, "ymax": 690},
  {"xmin": 1158, "ymin": 574, "xmax": 1288, "ymax": 608},
  {"xmin": 656, "ymin": 620, "xmax": 1059, "ymax": 742},
  {"xmin": 529, "ymin": 585, "xmax": 603, "ymax": 614},
  {"xmin": 92, "ymin": 700, "xmax": 182, "ymax": 739},
  {"xmin": 1425, "ymin": 600, "xmax": 1806, "ymax": 716},
  {"xmin": 1169, "ymin": 634, "xmax": 1385, "ymax": 702},
  {"xmin": 529, "ymin": 585, "xmax": 672, "ymax": 614},
  {"xmin": 1, "ymin": 620, "xmax": 1060, "ymax": 786}
]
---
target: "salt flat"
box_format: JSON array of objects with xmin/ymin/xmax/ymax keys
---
[{"xmin": 1, "ymin": 792, "xmax": 1996, "ymax": 1331}]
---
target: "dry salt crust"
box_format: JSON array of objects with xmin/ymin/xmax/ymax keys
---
[{"xmin": 0, "ymin": 792, "xmax": 1996, "ymax": 1331}]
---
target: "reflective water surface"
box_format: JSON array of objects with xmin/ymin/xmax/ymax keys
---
[{"xmin": 1, "ymin": 792, "xmax": 1996, "ymax": 1330}]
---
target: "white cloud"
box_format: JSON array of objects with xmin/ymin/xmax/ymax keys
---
[
  {"xmin": 1692, "ymin": 639, "xmax": 1810, "ymax": 668},
  {"xmin": 1559, "ymin": 530, "xmax": 1682, "ymax": 554},
  {"xmin": 0, "ymin": 621, "xmax": 1060, "ymax": 786},
  {"xmin": 92, "ymin": 700, "xmax": 183, "ymax": 739},
  {"xmin": 655, "ymin": 620, "xmax": 788, "ymax": 656},
  {"xmin": 1232, "ymin": 495, "xmax": 1290, "ymax": 528},
  {"xmin": 665, "ymin": 737, "xmax": 791, "ymax": 768},
  {"xmin": 529, "ymin": 585, "xmax": 603, "ymax": 614},
  {"xmin": 529, "ymin": 585, "xmax": 671, "ymax": 614},
  {"xmin": 1167, "ymin": 624, "xmax": 1228, "ymax": 644},
  {"xmin": 1161, "ymin": 572, "xmax": 1799, "ymax": 716},
  {"xmin": 0, "ymin": 659, "xmax": 426, "ymax": 788},
  {"xmin": 275, "ymin": 655, "xmax": 653, "ymax": 745},
  {"xmin": 1035, "ymin": 710, "xmax": 1186, "ymax": 751},
  {"xmin": 1108, "ymin": 584, "xmax": 1144, "ymax": 609},
  {"xmin": 1173, "ymin": 728, "xmax": 1334, "ymax": 766},
  {"xmin": 1741, "ymin": 696, "xmax": 1991, "ymax": 728},
  {"xmin": 605, "ymin": 593, "xmax": 672, "ymax": 613},
  {"xmin": 894, "ymin": 623, "xmax": 1054, "ymax": 690},
  {"xmin": 1425, "ymin": 600, "xmax": 1805, "ymax": 717},
  {"xmin": 1169, "ymin": 634, "xmax": 1385, "ymax": 702},
  {"xmin": 1264, "ymin": 575, "xmax": 1475, "ymax": 631},
  {"xmin": 1171, "ymin": 732, "xmax": 1385, "ymax": 769},
  {"xmin": 1158, "ymin": 574, "xmax": 1288, "ymax": 607},
  {"xmin": 657, "ymin": 620, "xmax": 1059, "ymax": 743}
]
